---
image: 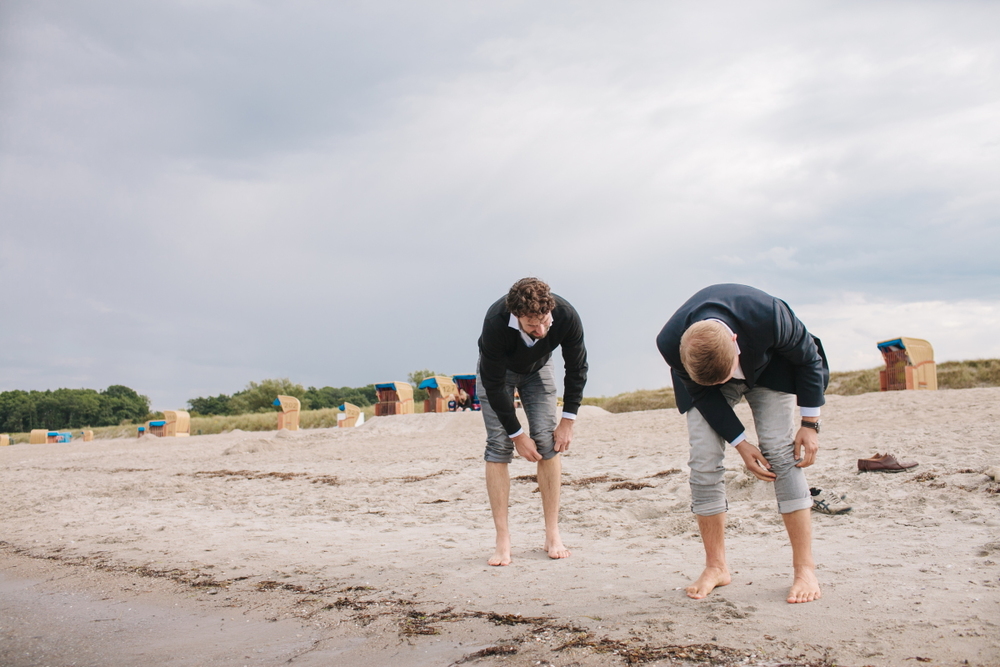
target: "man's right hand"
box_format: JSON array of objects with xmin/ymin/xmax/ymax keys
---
[
  {"xmin": 512, "ymin": 433, "xmax": 542, "ymax": 462},
  {"xmin": 735, "ymin": 441, "xmax": 776, "ymax": 481}
]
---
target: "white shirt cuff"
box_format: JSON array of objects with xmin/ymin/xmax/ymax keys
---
[
  {"xmin": 800, "ymin": 407, "xmax": 821, "ymax": 418},
  {"xmin": 508, "ymin": 427, "xmax": 524, "ymax": 439},
  {"xmin": 561, "ymin": 412, "xmax": 577, "ymax": 420},
  {"xmin": 729, "ymin": 432, "xmax": 747, "ymax": 447}
]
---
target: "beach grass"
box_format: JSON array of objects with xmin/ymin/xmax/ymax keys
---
[
  {"xmin": 582, "ymin": 387, "xmax": 677, "ymax": 413},
  {"xmin": 935, "ymin": 358, "xmax": 1000, "ymax": 388}
]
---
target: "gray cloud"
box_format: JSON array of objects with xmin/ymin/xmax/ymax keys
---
[{"xmin": 2, "ymin": 1, "xmax": 999, "ymax": 408}]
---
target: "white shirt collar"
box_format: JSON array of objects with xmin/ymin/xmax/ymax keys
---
[{"xmin": 509, "ymin": 313, "xmax": 553, "ymax": 348}]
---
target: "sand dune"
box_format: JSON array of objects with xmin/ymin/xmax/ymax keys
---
[{"xmin": 2, "ymin": 389, "xmax": 999, "ymax": 666}]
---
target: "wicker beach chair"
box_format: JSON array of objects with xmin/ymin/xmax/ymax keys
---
[
  {"xmin": 273, "ymin": 395, "xmax": 301, "ymax": 431},
  {"xmin": 877, "ymin": 337, "xmax": 937, "ymax": 391},
  {"xmin": 374, "ymin": 382, "xmax": 414, "ymax": 416},
  {"xmin": 418, "ymin": 375, "xmax": 458, "ymax": 413}
]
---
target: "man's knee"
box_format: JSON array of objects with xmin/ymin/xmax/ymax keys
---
[
  {"xmin": 759, "ymin": 443, "xmax": 798, "ymax": 472},
  {"xmin": 539, "ymin": 447, "xmax": 560, "ymax": 462}
]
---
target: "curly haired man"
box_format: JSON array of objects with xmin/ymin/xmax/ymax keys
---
[{"xmin": 477, "ymin": 277, "xmax": 588, "ymax": 566}]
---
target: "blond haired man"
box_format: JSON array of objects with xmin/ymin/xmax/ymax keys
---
[{"xmin": 657, "ymin": 284, "xmax": 828, "ymax": 603}]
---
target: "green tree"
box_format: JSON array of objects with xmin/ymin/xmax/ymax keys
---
[
  {"xmin": 407, "ymin": 369, "xmax": 438, "ymax": 403},
  {"xmin": 0, "ymin": 385, "xmax": 149, "ymax": 430},
  {"xmin": 187, "ymin": 393, "xmax": 233, "ymax": 416},
  {"xmin": 35, "ymin": 389, "xmax": 102, "ymax": 429},
  {"xmin": 100, "ymin": 385, "xmax": 151, "ymax": 424},
  {"xmin": 303, "ymin": 385, "xmax": 377, "ymax": 410},
  {"xmin": 407, "ymin": 369, "xmax": 437, "ymax": 385},
  {"xmin": 0, "ymin": 390, "xmax": 35, "ymax": 432},
  {"xmin": 229, "ymin": 378, "xmax": 306, "ymax": 414}
]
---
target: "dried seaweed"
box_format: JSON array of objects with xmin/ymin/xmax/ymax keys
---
[
  {"xmin": 570, "ymin": 475, "xmax": 627, "ymax": 487},
  {"xmin": 399, "ymin": 610, "xmax": 442, "ymax": 636},
  {"xmin": 474, "ymin": 611, "xmax": 552, "ymax": 626},
  {"xmin": 189, "ymin": 469, "xmax": 307, "ymax": 481},
  {"xmin": 649, "ymin": 468, "xmax": 681, "ymax": 478},
  {"xmin": 608, "ymin": 482, "xmax": 654, "ymax": 491},
  {"xmin": 400, "ymin": 470, "xmax": 453, "ymax": 483},
  {"xmin": 256, "ymin": 580, "xmax": 307, "ymax": 592},
  {"xmin": 555, "ymin": 634, "xmax": 755, "ymax": 665},
  {"xmin": 449, "ymin": 644, "xmax": 518, "ymax": 665}
]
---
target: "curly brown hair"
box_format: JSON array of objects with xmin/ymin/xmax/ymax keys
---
[{"xmin": 505, "ymin": 277, "xmax": 556, "ymax": 317}]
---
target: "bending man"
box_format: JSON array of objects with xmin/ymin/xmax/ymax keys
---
[
  {"xmin": 478, "ymin": 277, "xmax": 588, "ymax": 566},
  {"xmin": 656, "ymin": 284, "xmax": 828, "ymax": 603}
]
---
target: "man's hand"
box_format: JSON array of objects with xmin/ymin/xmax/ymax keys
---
[
  {"xmin": 512, "ymin": 432, "xmax": 542, "ymax": 462},
  {"xmin": 794, "ymin": 424, "xmax": 819, "ymax": 468},
  {"xmin": 554, "ymin": 418, "xmax": 575, "ymax": 453},
  {"xmin": 735, "ymin": 441, "xmax": 776, "ymax": 481}
]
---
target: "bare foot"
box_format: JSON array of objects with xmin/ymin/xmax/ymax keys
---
[
  {"xmin": 787, "ymin": 566, "xmax": 821, "ymax": 603},
  {"xmin": 544, "ymin": 537, "xmax": 571, "ymax": 560},
  {"xmin": 685, "ymin": 566, "xmax": 731, "ymax": 599},
  {"xmin": 489, "ymin": 537, "xmax": 511, "ymax": 566}
]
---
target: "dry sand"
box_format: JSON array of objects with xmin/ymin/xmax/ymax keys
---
[{"xmin": 2, "ymin": 387, "xmax": 999, "ymax": 666}]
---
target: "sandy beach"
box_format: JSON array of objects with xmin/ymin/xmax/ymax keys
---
[{"xmin": 2, "ymin": 387, "xmax": 999, "ymax": 666}]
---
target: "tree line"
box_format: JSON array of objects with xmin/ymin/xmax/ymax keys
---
[
  {"xmin": 186, "ymin": 371, "xmax": 451, "ymax": 416},
  {"xmin": 187, "ymin": 378, "xmax": 379, "ymax": 416},
  {"xmin": 0, "ymin": 385, "xmax": 151, "ymax": 432}
]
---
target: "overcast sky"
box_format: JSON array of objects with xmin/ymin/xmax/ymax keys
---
[{"xmin": 2, "ymin": 1, "xmax": 999, "ymax": 410}]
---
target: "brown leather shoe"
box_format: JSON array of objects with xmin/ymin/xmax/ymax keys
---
[{"xmin": 857, "ymin": 452, "xmax": 919, "ymax": 472}]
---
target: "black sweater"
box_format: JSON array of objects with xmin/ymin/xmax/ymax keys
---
[{"xmin": 478, "ymin": 294, "xmax": 588, "ymax": 436}]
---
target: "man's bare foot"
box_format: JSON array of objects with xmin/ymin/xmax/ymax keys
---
[
  {"xmin": 685, "ymin": 565, "xmax": 731, "ymax": 599},
  {"xmin": 787, "ymin": 566, "xmax": 821, "ymax": 603},
  {"xmin": 489, "ymin": 537, "xmax": 511, "ymax": 566},
  {"xmin": 544, "ymin": 537, "xmax": 570, "ymax": 560}
]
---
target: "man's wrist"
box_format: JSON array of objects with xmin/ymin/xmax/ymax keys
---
[{"xmin": 799, "ymin": 419, "xmax": 821, "ymax": 433}]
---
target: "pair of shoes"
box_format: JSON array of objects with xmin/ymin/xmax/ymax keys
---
[
  {"xmin": 810, "ymin": 487, "xmax": 852, "ymax": 515},
  {"xmin": 857, "ymin": 452, "xmax": 919, "ymax": 473}
]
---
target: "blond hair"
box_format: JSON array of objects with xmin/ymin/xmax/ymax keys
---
[{"xmin": 680, "ymin": 320, "xmax": 736, "ymax": 386}]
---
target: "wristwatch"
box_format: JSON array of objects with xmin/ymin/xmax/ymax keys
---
[{"xmin": 800, "ymin": 419, "xmax": 821, "ymax": 433}]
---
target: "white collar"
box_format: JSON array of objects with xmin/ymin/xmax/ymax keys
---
[{"xmin": 509, "ymin": 313, "xmax": 553, "ymax": 348}]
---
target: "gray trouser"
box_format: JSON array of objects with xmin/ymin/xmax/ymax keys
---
[
  {"xmin": 477, "ymin": 358, "xmax": 558, "ymax": 463},
  {"xmin": 687, "ymin": 382, "xmax": 812, "ymax": 516}
]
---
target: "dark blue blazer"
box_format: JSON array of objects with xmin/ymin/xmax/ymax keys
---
[{"xmin": 656, "ymin": 284, "xmax": 829, "ymax": 444}]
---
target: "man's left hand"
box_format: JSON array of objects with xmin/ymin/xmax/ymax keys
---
[
  {"xmin": 554, "ymin": 418, "xmax": 575, "ymax": 452},
  {"xmin": 794, "ymin": 425, "xmax": 819, "ymax": 468}
]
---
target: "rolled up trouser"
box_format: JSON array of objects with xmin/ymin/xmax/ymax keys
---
[
  {"xmin": 477, "ymin": 358, "xmax": 558, "ymax": 463},
  {"xmin": 686, "ymin": 381, "xmax": 812, "ymax": 516}
]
